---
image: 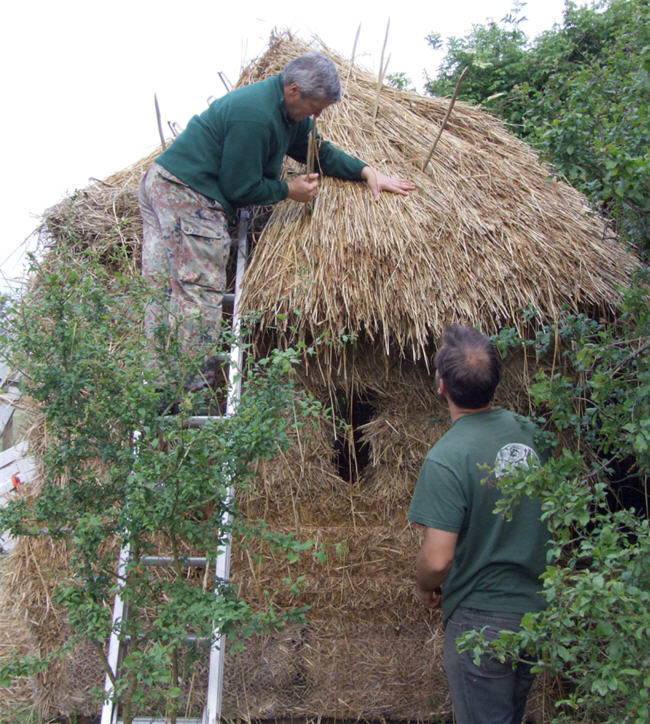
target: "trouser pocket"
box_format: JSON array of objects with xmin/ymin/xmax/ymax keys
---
[{"xmin": 178, "ymin": 214, "xmax": 230, "ymax": 291}]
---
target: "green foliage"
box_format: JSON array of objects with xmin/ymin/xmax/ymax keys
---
[
  {"xmin": 466, "ymin": 280, "xmax": 650, "ymax": 722},
  {"xmin": 425, "ymin": 1, "xmax": 530, "ymax": 121},
  {"xmin": 0, "ymin": 702, "xmax": 45, "ymax": 724},
  {"xmin": 521, "ymin": 0, "xmax": 650, "ymax": 251},
  {"xmin": 386, "ymin": 72, "xmax": 415, "ymax": 91},
  {"xmin": 425, "ymin": 0, "xmax": 650, "ymax": 253},
  {"xmin": 0, "ymin": 243, "xmax": 322, "ymax": 721}
]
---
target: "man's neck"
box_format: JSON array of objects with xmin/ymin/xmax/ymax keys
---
[{"xmin": 447, "ymin": 400, "xmax": 492, "ymax": 423}]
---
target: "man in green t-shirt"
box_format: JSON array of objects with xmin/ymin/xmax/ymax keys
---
[
  {"xmin": 139, "ymin": 51, "xmax": 414, "ymax": 389},
  {"xmin": 407, "ymin": 324, "xmax": 550, "ymax": 724}
]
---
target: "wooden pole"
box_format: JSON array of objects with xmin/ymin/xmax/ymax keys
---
[
  {"xmin": 421, "ymin": 66, "xmax": 468, "ymax": 172},
  {"xmin": 372, "ymin": 18, "xmax": 391, "ymax": 122},
  {"xmin": 304, "ymin": 119, "xmax": 317, "ymax": 217},
  {"xmin": 344, "ymin": 23, "xmax": 362, "ymax": 97},
  {"xmin": 154, "ymin": 94, "xmax": 166, "ymax": 152}
]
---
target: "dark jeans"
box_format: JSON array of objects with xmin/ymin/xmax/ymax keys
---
[{"xmin": 443, "ymin": 607, "xmax": 535, "ymax": 724}]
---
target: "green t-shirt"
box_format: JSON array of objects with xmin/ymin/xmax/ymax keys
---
[
  {"xmin": 156, "ymin": 74, "xmax": 366, "ymax": 218},
  {"xmin": 407, "ymin": 407, "xmax": 550, "ymax": 621}
]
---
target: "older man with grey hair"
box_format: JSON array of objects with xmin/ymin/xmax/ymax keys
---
[{"xmin": 139, "ymin": 51, "xmax": 414, "ymax": 387}]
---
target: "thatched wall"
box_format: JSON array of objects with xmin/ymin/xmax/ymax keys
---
[
  {"xmin": 0, "ymin": 31, "xmax": 639, "ymax": 722},
  {"xmin": 221, "ymin": 349, "xmax": 555, "ymax": 720}
]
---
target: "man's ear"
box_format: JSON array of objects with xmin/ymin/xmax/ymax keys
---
[
  {"xmin": 285, "ymin": 82, "xmax": 301, "ymax": 99},
  {"xmin": 437, "ymin": 376, "xmax": 446, "ymax": 397}
]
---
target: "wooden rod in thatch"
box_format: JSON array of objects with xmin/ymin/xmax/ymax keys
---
[
  {"xmin": 421, "ymin": 66, "xmax": 468, "ymax": 171},
  {"xmin": 305, "ymin": 119, "xmax": 317, "ymax": 217},
  {"xmin": 344, "ymin": 23, "xmax": 362, "ymax": 95},
  {"xmin": 382, "ymin": 54, "xmax": 391, "ymax": 80},
  {"xmin": 372, "ymin": 18, "xmax": 391, "ymax": 122},
  {"xmin": 154, "ymin": 94, "xmax": 166, "ymax": 152},
  {"xmin": 217, "ymin": 71, "xmax": 231, "ymax": 94}
]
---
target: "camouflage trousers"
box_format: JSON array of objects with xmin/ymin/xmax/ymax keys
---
[{"xmin": 138, "ymin": 162, "xmax": 231, "ymax": 353}]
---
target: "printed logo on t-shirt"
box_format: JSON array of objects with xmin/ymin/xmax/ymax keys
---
[{"xmin": 493, "ymin": 443, "xmax": 540, "ymax": 479}]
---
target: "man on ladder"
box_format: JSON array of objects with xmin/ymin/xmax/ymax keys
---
[
  {"xmin": 138, "ymin": 50, "xmax": 415, "ymax": 388},
  {"xmin": 114, "ymin": 50, "xmax": 415, "ymax": 724}
]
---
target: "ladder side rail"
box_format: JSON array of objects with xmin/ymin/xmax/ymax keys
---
[
  {"xmin": 101, "ymin": 540, "xmax": 131, "ymax": 724},
  {"xmin": 101, "ymin": 433, "xmax": 142, "ymax": 724},
  {"xmin": 102, "ymin": 211, "xmax": 248, "ymax": 724},
  {"xmin": 225, "ymin": 209, "xmax": 249, "ymax": 417},
  {"xmin": 204, "ymin": 210, "xmax": 249, "ymax": 724}
]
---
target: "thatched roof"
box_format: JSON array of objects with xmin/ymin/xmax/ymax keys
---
[
  {"xmin": 239, "ymin": 33, "xmax": 639, "ymax": 358},
  {"xmin": 38, "ymin": 31, "xmax": 639, "ymax": 362}
]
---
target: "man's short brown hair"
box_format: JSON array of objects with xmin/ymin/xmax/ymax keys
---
[{"xmin": 433, "ymin": 324, "xmax": 502, "ymax": 409}]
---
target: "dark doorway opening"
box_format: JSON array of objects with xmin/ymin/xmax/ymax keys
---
[{"xmin": 333, "ymin": 392, "xmax": 376, "ymax": 483}]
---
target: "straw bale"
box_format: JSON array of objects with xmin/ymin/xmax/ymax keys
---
[
  {"xmin": 359, "ymin": 402, "xmax": 449, "ymax": 506},
  {"xmin": 231, "ymin": 514, "xmax": 421, "ymax": 622},
  {"xmin": 238, "ymin": 33, "xmax": 639, "ymax": 358},
  {"xmin": 239, "ymin": 397, "xmax": 340, "ymax": 523},
  {"xmin": 0, "ymin": 533, "xmax": 106, "ymax": 717},
  {"xmin": 0, "ymin": 551, "xmax": 34, "ymax": 712}
]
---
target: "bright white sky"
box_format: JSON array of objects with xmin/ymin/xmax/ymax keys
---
[{"xmin": 1, "ymin": 0, "xmax": 582, "ymax": 293}]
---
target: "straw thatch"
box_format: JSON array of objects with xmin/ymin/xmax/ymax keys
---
[
  {"xmin": 239, "ymin": 34, "xmax": 638, "ymax": 359},
  {"xmin": 0, "ymin": 29, "xmax": 640, "ymax": 722}
]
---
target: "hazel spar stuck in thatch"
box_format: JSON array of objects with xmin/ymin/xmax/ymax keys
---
[{"xmin": 238, "ymin": 34, "xmax": 638, "ymax": 358}]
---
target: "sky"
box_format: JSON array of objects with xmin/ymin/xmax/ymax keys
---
[{"xmin": 1, "ymin": 0, "xmax": 582, "ymax": 294}]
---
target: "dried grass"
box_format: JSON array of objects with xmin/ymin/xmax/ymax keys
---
[
  {"xmin": 223, "ymin": 619, "xmax": 451, "ymax": 720},
  {"xmin": 38, "ymin": 150, "xmax": 158, "ymax": 275}
]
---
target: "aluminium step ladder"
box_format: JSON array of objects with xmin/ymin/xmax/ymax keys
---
[{"xmin": 101, "ymin": 210, "xmax": 249, "ymax": 724}]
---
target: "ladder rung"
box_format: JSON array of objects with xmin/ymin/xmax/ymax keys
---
[
  {"xmin": 123, "ymin": 634, "xmax": 210, "ymax": 645},
  {"xmin": 161, "ymin": 414, "xmax": 225, "ymax": 427},
  {"xmin": 184, "ymin": 634, "xmax": 210, "ymax": 644},
  {"xmin": 140, "ymin": 556, "xmax": 207, "ymax": 567},
  {"xmin": 185, "ymin": 414, "xmax": 226, "ymax": 427},
  {"xmin": 118, "ymin": 719, "xmax": 203, "ymax": 724}
]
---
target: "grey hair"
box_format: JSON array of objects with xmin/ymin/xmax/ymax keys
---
[{"xmin": 280, "ymin": 51, "xmax": 341, "ymax": 102}]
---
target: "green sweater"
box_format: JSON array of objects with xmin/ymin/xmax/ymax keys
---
[
  {"xmin": 408, "ymin": 408, "xmax": 550, "ymax": 621},
  {"xmin": 156, "ymin": 74, "xmax": 367, "ymax": 217}
]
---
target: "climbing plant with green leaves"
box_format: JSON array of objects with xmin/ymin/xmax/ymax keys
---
[{"xmin": 0, "ymin": 243, "xmax": 321, "ymax": 722}]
